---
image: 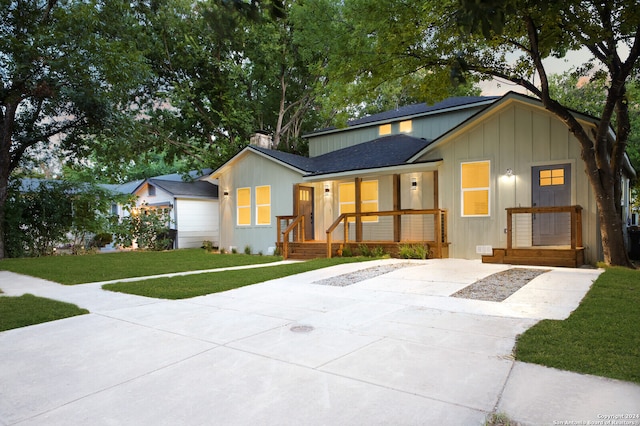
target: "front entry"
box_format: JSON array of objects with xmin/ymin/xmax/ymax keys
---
[
  {"xmin": 297, "ymin": 186, "xmax": 314, "ymax": 240},
  {"xmin": 532, "ymin": 163, "xmax": 571, "ymax": 245}
]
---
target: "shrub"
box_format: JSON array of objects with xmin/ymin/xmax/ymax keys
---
[
  {"xmin": 92, "ymin": 233, "xmax": 113, "ymax": 248},
  {"xmin": 244, "ymin": 245, "xmax": 252, "ymax": 255},
  {"xmin": 202, "ymin": 240, "xmax": 214, "ymax": 252},
  {"xmin": 398, "ymin": 243, "xmax": 431, "ymax": 259}
]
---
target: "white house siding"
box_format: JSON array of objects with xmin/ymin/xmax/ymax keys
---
[
  {"xmin": 217, "ymin": 152, "xmax": 304, "ymax": 254},
  {"xmin": 175, "ymin": 198, "xmax": 219, "ymax": 249},
  {"xmin": 417, "ymin": 102, "xmax": 600, "ymax": 264}
]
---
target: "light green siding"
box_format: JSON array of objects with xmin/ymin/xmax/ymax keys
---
[
  {"xmin": 417, "ymin": 102, "xmax": 601, "ymax": 264},
  {"xmin": 217, "ymin": 152, "xmax": 304, "ymax": 254},
  {"xmin": 308, "ymin": 107, "xmax": 486, "ymax": 157}
]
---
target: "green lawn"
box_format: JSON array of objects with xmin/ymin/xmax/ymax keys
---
[
  {"xmin": 0, "ymin": 294, "xmax": 89, "ymax": 332},
  {"xmin": 515, "ymin": 266, "xmax": 640, "ymax": 384},
  {"xmin": 0, "ymin": 249, "xmax": 280, "ymax": 284},
  {"xmin": 103, "ymin": 257, "xmax": 371, "ymax": 299}
]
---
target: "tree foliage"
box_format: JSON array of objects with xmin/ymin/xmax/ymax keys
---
[
  {"xmin": 0, "ymin": 0, "xmax": 155, "ymax": 258},
  {"xmin": 4, "ymin": 179, "xmax": 116, "ymax": 257},
  {"xmin": 307, "ymin": 0, "xmax": 639, "ymax": 266}
]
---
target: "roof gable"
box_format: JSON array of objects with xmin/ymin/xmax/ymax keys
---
[{"xmin": 307, "ymin": 96, "xmax": 499, "ymax": 136}]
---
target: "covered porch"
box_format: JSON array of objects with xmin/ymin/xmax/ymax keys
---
[{"xmin": 276, "ymin": 171, "xmax": 448, "ymax": 260}]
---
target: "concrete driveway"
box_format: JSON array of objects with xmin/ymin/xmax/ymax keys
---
[{"xmin": 1, "ymin": 259, "xmax": 638, "ymax": 425}]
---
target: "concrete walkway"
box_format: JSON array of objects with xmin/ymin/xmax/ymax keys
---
[{"xmin": 0, "ymin": 259, "xmax": 638, "ymax": 425}]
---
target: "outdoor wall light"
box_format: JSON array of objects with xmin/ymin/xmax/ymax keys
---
[
  {"xmin": 223, "ymin": 190, "xmax": 229, "ymax": 198},
  {"xmin": 411, "ymin": 177, "xmax": 418, "ymax": 190},
  {"xmin": 324, "ymin": 183, "xmax": 331, "ymax": 196},
  {"xmin": 505, "ymin": 168, "xmax": 514, "ymax": 177}
]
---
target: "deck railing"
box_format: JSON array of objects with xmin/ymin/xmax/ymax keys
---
[
  {"xmin": 276, "ymin": 215, "xmax": 305, "ymax": 259},
  {"xmin": 325, "ymin": 209, "xmax": 448, "ymax": 258},
  {"xmin": 506, "ymin": 205, "xmax": 583, "ymax": 249}
]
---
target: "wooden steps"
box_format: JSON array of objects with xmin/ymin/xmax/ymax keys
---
[
  {"xmin": 482, "ymin": 247, "xmax": 585, "ymax": 268},
  {"xmin": 284, "ymin": 242, "xmax": 330, "ymax": 260}
]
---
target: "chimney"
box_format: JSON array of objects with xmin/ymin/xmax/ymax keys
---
[{"xmin": 250, "ymin": 131, "xmax": 273, "ymax": 149}]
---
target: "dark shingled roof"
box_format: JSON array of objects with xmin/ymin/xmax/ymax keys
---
[
  {"xmin": 249, "ymin": 146, "xmax": 317, "ymax": 172},
  {"xmin": 148, "ymin": 179, "xmax": 219, "ymax": 198},
  {"xmin": 307, "ymin": 96, "xmax": 499, "ymax": 135},
  {"xmin": 250, "ymin": 134, "xmax": 433, "ymax": 176}
]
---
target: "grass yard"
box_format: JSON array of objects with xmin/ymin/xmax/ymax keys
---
[
  {"xmin": 0, "ymin": 294, "xmax": 89, "ymax": 332},
  {"xmin": 515, "ymin": 266, "xmax": 640, "ymax": 384},
  {"xmin": 0, "ymin": 249, "xmax": 280, "ymax": 285},
  {"xmin": 103, "ymin": 257, "xmax": 372, "ymax": 299}
]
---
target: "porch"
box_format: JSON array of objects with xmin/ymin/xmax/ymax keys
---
[
  {"xmin": 482, "ymin": 205, "xmax": 585, "ymax": 268},
  {"xmin": 277, "ymin": 209, "xmax": 449, "ymax": 260}
]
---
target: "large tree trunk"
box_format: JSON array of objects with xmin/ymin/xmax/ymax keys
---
[
  {"xmin": 594, "ymin": 183, "xmax": 633, "ymax": 267},
  {"xmin": 0, "ymin": 102, "xmax": 18, "ymax": 260}
]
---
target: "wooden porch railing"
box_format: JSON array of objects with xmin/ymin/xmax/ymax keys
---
[
  {"xmin": 506, "ymin": 205, "xmax": 583, "ymax": 249},
  {"xmin": 276, "ymin": 215, "xmax": 305, "ymax": 259},
  {"xmin": 325, "ymin": 209, "xmax": 448, "ymax": 258}
]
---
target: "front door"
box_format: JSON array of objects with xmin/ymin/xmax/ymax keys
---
[
  {"xmin": 297, "ymin": 186, "xmax": 314, "ymax": 240},
  {"xmin": 532, "ymin": 164, "xmax": 571, "ymax": 245}
]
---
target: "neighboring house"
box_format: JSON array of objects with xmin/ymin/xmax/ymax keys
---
[
  {"xmin": 105, "ymin": 169, "xmax": 219, "ymax": 250},
  {"xmin": 210, "ymin": 92, "xmax": 636, "ymax": 266}
]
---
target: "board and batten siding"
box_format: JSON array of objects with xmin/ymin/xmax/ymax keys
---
[
  {"xmin": 307, "ymin": 107, "xmax": 486, "ymax": 157},
  {"xmin": 417, "ymin": 102, "xmax": 600, "ymax": 263},
  {"xmin": 217, "ymin": 151, "xmax": 304, "ymax": 254}
]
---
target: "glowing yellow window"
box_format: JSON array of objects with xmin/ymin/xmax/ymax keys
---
[
  {"xmin": 461, "ymin": 161, "xmax": 490, "ymax": 217},
  {"xmin": 399, "ymin": 120, "xmax": 412, "ymax": 133},
  {"xmin": 256, "ymin": 185, "xmax": 271, "ymax": 225},
  {"xmin": 339, "ymin": 181, "xmax": 378, "ymax": 223},
  {"xmin": 379, "ymin": 124, "xmax": 391, "ymax": 136},
  {"xmin": 360, "ymin": 180, "xmax": 378, "ymax": 222},
  {"xmin": 539, "ymin": 169, "xmax": 564, "ymax": 186},
  {"xmin": 237, "ymin": 187, "xmax": 251, "ymax": 226}
]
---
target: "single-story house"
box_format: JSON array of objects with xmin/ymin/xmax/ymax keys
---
[
  {"xmin": 105, "ymin": 170, "xmax": 219, "ymax": 249},
  {"xmin": 209, "ymin": 92, "xmax": 636, "ymax": 266}
]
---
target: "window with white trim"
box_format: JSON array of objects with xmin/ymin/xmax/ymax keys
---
[
  {"xmin": 237, "ymin": 187, "xmax": 251, "ymax": 225},
  {"xmin": 255, "ymin": 185, "xmax": 271, "ymax": 225},
  {"xmin": 461, "ymin": 161, "xmax": 490, "ymax": 217}
]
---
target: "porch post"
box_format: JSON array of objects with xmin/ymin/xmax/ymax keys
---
[
  {"xmin": 355, "ymin": 177, "xmax": 362, "ymax": 242},
  {"xmin": 433, "ymin": 171, "xmax": 439, "ymax": 209},
  {"xmin": 393, "ymin": 174, "xmax": 401, "ymax": 242}
]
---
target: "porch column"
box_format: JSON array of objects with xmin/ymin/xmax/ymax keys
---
[
  {"xmin": 355, "ymin": 177, "xmax": 362, "ymax": 242},
  {"xmin": 393, "ymin": 174, "xmax": 401, "ymax": 242},
  {"xmin": 433, "ymin": 170, "xmax": 439, "ymax": 209}
]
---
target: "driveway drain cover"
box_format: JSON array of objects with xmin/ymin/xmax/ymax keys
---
[{"xmin": 290, "ymin": 325, "xmax": 314, "ymax": 333}]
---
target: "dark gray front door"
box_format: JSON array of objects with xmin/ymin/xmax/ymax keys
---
[
  {"xmin": 532, "ymin": 164, "xmax": 571, "ymax": 246},
  {"xmin": 298, "ymin": 186, "xmax": 314, "ymax": 240}
]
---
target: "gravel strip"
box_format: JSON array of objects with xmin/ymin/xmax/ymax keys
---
[
  {"xmin": 313, "ymin": 263, "xmax": 417, "ymax": 287},
  {"xmin": 452, "ymin": 268, "xmax": 550, "ymax": 302}
]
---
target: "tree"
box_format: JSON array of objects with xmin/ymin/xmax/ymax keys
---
[
  {"xmin": 0, "ymin": 0, "xmax": 153, "ymax": 259},
  {"xmin": 307, "ymin": 0, "xmax": 639, "ymax": 266}
]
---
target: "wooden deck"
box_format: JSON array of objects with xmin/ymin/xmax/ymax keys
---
[
  {"xmin": 482, "ymin": 247, "xmax": 585, "ymax": 268},
  {"xmin": 276, "ymin": 241, "xmax": 449, "ymax": 260},
  {"xmin": 482, "ymin": 205, "xmax": 585, "ymax": 268}
]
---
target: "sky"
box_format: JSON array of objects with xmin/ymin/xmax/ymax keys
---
[{"xmin": 479, "ymin": 48, "xmax": 594, "ymax": 96}]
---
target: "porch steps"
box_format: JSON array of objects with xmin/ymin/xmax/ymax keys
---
[
  {"xmin": 482, "ymin": 247, "xmax": 585, "ymax": 268},
  {"xmin": 285, "ymin": 242, "xmax": 329, "ymax": 260}
]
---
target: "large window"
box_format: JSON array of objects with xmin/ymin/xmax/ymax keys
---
[
  {"xmin": 399, "ymin": 120, "xmax": 412, "ymax": 133},
  {"xmin": 461, "ymin": 161, "xmax": 490, "ymax": 217},
  {"xmin": 339, "ymin": 180, "xmax": 379, "ymax": 222},
  {"xmin": 237, "ymin": 187, "xmax": 251, "ymax": 225},
  {"xmin": 255, "ymin": 185, "xmax": 271, "ymax": 225}
]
